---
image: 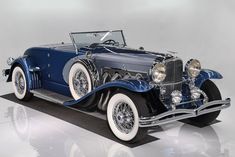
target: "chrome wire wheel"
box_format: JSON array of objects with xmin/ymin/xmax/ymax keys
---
[
  {"xmin": 112, "ymin": 102, "xmax": 135, "ymax": 134},
  {"xmin": 107, "ymin": 93, "xmax": 140, "ymax": 142},
  {"xmin": 12, "ymin": 66, "xmax": 29, "ymax": 100},
  {"xmin": 69, "ymin": 63, "xmax": 92, "ymax": 100},
  {"xmin": 15, "ymin": 71, "xmax": 25, "ymax": 95},
  {"xmin": 72, "ymin": 70, "xmax": 89, "ymax": 97}
]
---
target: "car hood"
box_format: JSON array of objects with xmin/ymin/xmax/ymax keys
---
[{"xmin": 93, "ymin": 46, "xmax": 173, "ymax": 73}]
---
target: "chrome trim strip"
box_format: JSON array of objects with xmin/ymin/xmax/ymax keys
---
[
  {"xmin": 175, "ymin": 99, "xmax": 202, "ymax": 106},
  {"xmin": 29, "ymin": 67, "xmax": 40, "ymax": 72},
  {"xmin": 139, "ymin": 98, "xmax": 231, "ymax": 127},
  {"xmin": 161, "ymin": 80, "xmax": 184, "ymax": 86},
  {"xmin": 197, "ymin": 99, "xmax": 231, "ymax": 115},
  {"xmin": 164, "ymin": 56, "xmax": 182, "ymax": 63},
  {"xmin": 69, "ymin": 33, "xmax": 79, "ymax": 54},
  {"xmin": 140, "ymin": 109, "xmax": 195, "ymax": 122},
  {"xmin": 103, "ymin": 66, "xmax": 147, "ymax": 75}
]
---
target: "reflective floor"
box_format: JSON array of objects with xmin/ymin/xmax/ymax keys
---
[{"xmin": 0, "ymin": 82, "xmax": 234, "ymax": 157}]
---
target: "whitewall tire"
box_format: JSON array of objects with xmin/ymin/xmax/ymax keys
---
[
  {"xmin": 69, "ymin": 63, "xmax": 92, "ymax": 100},
  {"xmin": 107, "ymin": 90, "xmax": 148, "ymax": 142},
  {"xmin": 12, "ymin": 66, "xmax": 32, "ymax": 101}
]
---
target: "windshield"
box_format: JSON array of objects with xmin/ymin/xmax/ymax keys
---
[{"xmin": 70, "ymin": 30, "xmax": 126, "ymax": 49}]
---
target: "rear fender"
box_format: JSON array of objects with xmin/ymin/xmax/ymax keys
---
[{"xmin": 7, "ymin": 56, "xmax": 35, "ymax": 90}]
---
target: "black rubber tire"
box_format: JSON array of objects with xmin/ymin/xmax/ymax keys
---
[
  {"xmin": 107, "ymin": 89, "xmax": 149, "ymax": 143},
  {"xmin": 21, "ymin": 89, "xmax": 33, "ymax": 101},
  {"xmin": 188, "ymin": 80, "xmax": 221, "ymax": 125}
]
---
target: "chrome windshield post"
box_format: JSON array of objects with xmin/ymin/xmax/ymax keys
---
[{"xmin": 69, "ymin": 33, "xmax": 79, "ymax": 54}]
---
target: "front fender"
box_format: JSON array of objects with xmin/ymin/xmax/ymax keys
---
[
  {"xmin": 64, "ymin": 79, "xmax": 153, "ymax": 106},
  {"xmin": 195, "ymin": 69, "xmax": 223, "ymax": 87},
  {"xmin": 104, "ymin": 79, "xmax": 153, "ymax": 93},
  {"xmin": 7, "ymin": 56, "xmax": 34, "ymax": 90}
]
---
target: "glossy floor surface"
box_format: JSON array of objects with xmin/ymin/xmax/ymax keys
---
[{"xmin": 0, "ymin": 81, "xmax": 234, "ymax": 157}]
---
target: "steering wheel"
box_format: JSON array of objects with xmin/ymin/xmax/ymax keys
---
[{"xmin": 102, "ymin": 39, "xmax": 117, "ymax": 45}]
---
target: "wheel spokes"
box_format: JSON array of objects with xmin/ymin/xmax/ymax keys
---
[
  {"xmin": 112, "ymin": 102, "xmax": 135, "ymax": 134},
  {"xmin": 73, "ymin": 70, "xmax": 89, "ymax": 97},
  {"xmin": 15, "ymin": 72, "xmax": 25, "ymax": 94}
]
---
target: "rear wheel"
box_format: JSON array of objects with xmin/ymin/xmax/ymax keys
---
[
  {"xmin": 188, "ymin": 80, "xmax": 221, "ymax": 125},
  {"xmin": 107, "ymin": 89, "xmax": 148, "ymax": 143},
  {"xmin": 12, "ymin": 66, "xmax": 32, "ymax": 101}
]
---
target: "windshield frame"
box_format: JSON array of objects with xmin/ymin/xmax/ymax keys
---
[{"xmin": 69, "ymin": 30, "xmax": 127, "ymax": 52}]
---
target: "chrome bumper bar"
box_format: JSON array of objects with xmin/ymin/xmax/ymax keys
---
[{"xmin": 139, "ymin": 98, "xmax": 231, "ymax": 127}]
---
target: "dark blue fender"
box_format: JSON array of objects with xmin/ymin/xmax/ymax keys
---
[
  {"xmin": 195, "ymin": 69, "xmax": 223, "ymax": 87},
  {"xmin": 7, "ymin": 56, "xmax": 35, "ymax": 90},
  {"xmin": 64, "ymin": 79, "xmax": 154, "ymax": 106}
]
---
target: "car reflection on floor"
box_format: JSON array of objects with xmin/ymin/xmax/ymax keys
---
[
  {"xmin": 2, "ymin": 105, "xmax": 229, "ymax": 157},
  {"xmin": 147, "ymin": 123, "xmax": 229, "ymax": 157}
]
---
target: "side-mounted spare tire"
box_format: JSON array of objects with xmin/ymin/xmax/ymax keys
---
[
  {"xmin": 69, "ymin": 62, "xmax": 93, "ymax": 100},
  {"xmin": 68, "ymin": 61, "xmax": 100, "ymax": 110}
]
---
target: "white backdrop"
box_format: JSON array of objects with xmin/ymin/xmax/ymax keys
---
[{"xmin": 0, "ymin": 0, "xmax": 234, "ymax": 100}]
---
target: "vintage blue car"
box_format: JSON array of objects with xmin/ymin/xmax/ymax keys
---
[{"xmin": 3, "ymin": 30, "xmax": 231, "ymax": 143}]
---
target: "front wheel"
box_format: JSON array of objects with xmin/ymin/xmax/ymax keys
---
[
  {"xmin": 188, "ymin": 80, "xmax": 221, "ymax": 125},
  {"xmin": 107, "ymin": 90, "xmax": 148, "ymax": 143}
]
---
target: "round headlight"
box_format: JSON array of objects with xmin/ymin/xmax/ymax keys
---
[
  {"xmin": 185, "ymin": 59, "xmax": 201, "ymax": 78},
  {"xmin": 151, "ymin": 63, "xmax": 166, "ymax": 83}
]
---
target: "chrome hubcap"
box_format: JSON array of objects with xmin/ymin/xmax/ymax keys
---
[
  {"xmin": 72, "ymin": 70, "xmax": 89, "ymax": 97},
  {"xmin": 112, "ymin": 102, "xmax": 135, "ymax": 134},
  {"xmin": 15, "ymin": 72, "xmax": 25, "ymax": 94}
]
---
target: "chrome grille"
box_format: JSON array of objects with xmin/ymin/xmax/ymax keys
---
[
  {"xmin": 163, "ymin": 58, "xmax": 183, "ymax": 96},
  {"xmin": 164, "ymin": 58, "xmax": 183, "ymax": 83}
]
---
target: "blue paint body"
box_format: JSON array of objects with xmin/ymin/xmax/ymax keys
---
[
  {"xmin": 8, "ymin": 56, "xmax": 33, "ymax": 91},
  {"xmin": 7, "ymin": 42, "xmax": 223, "ymax": 108},
  {"xmin": 9, "ymin": 44, "xmax": 168, "ymax": 97}
]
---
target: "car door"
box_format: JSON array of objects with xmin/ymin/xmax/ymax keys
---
[{"xmin": 46, "ymin": 49, "xmax": 77, "ymax": 86}]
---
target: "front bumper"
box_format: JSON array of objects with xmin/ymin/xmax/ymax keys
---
[{"xmin": 139, "ymin": 98, "xmax": 231, "ymax": 127}]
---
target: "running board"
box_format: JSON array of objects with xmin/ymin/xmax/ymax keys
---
[
  {"xmin": 30, "ymin": 89, "xmax": 106, "ymax": 120},
  {"xmin": 31, "ymin": 89, "xmax": 74, "ymax": 105}
]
